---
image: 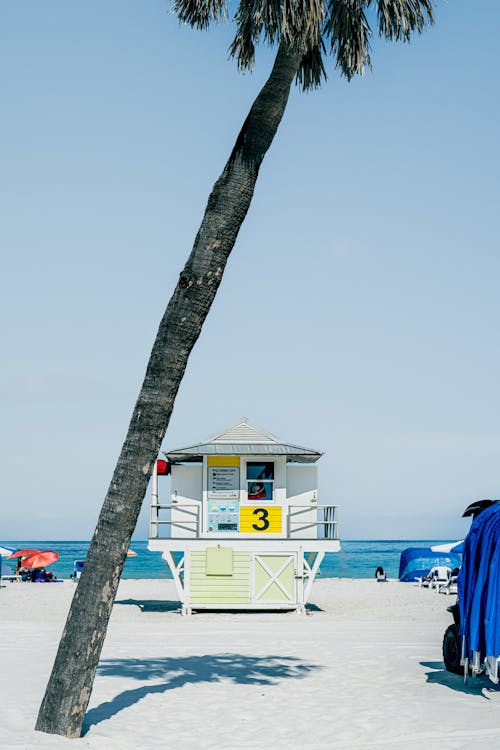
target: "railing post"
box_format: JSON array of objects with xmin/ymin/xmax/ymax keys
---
[
  {"xmin": 150, "ymin": 459, "xmax": 159, "ymax": 539},
  {"xmin": 152, "ymin": 459, "xmax": 159, "ymax": 506}
]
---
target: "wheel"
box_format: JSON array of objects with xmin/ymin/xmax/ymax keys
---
[{"xmin": 442, "ymin": 624, "xmax": 463, "ymax": 675}]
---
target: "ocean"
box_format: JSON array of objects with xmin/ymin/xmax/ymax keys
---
[{"xmin": 0, "ymin": 539, "xmax": 456, "ymax": 580}]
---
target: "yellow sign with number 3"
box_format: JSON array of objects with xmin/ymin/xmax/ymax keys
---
[{"xmin": 240, "ymin": 506, "xmax": 282, "ymax": 533}]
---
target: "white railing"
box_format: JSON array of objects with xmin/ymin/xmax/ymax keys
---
[
  {"xmin": 150, "ymin": 503, "xmax": 200, "ymax": 539},
  {"xmin": 287, "ymin": 504, "xmax": 338, "ymax": 539},
  {"xmin": 150, "ymin": 502, "xmax": 338, "ymax": 540}
]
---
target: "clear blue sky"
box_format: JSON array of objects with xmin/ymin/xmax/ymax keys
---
[{"xmin": 1, "ymin": 1, "xmax": 499, "ymax": 540}]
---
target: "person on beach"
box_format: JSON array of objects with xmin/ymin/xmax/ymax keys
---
[
  {"xmin": 375, "ymin": 566, "xmax": 387, "ymax": 581},
  {"xmin": 30, "ymin": 567, "xmax": 47, "ymax": 582}
]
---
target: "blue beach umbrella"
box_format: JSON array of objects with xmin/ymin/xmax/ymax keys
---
[
  {"xmin": 485, "ymin": 531, "xmax": 500, "ymax": 661},
  {"xmin": 0, "ymin": 545, "xmax": 16, "ymax": 580},
  {"xmin": 458, "ymin": 503, "xmax": 500, "ymax": 668},
  {"xmin": 431, "ymin": 540, "xmax": 464, "ymax": 554},
  {"xmin": 467, "ymin": 511, "xmax": 498, "ymax": 657},
  {"xmin": 458, "ymin": 511, "xmax": 485, "ymax": 654},
  {"xmin": 458, "ymin": 511, "xmax": 485, "ymax": 643}
]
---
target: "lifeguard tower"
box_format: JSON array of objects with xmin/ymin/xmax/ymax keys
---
[{"xmin": 148, "ymin": 418, "xmax": 339, "ymax": 614}]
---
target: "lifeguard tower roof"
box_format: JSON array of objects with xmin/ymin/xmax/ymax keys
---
[{"xmin": 165, "ymin": 417, "xmax": 322, "ymax": 464}]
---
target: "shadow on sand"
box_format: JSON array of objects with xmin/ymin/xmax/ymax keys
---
[
  {"xmin": 83, "ymin": 653, "xmax": 320, "ymax": 733},
  {"xmin": 421, "ymin": 661, "xmax": 500, "ymax": 699},
  {"xmin": 114, "ymin": 598, "xmax": 180, "ymax": 613},
  {"xmin": 114, "ymin": 598, "xmax": 324, "ymax": 614}
]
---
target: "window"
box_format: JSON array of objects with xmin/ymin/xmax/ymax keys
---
[{"xmin": 246, "ymin": 461, "xmax": 274, "ymax": 503}]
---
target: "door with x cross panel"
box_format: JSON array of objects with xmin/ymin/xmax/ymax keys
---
[{"xmin": 252, "ymin": 553, "xmax": 297, "ymax": 604}]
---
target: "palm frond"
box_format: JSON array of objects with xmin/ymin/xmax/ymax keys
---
[
  {"xmin": 230, "ymin": 0, "xmax": 326, "ymax": 70},
  {"xmin": 229, "ymin": 0, "xmax": 267, "ymax": 71},
  {"xmin": 296, "ymin": 41, "xmax": 328, "ymax": 90},
  {"xmin": 173, "ymin": 0, "xmax": 228, "ymax": 30},
  {"xmin": 173, "ymin": 0, "xmax": 436, "ymax": 83},
  {"xmin": 280, "ymin": 0, "xmax": 326, "ymax": 49},
  {"xmin": 324, "ymin": 0, "xmax": 372, "ymax": 80},
  {"xmin": 376, "ymin": 0, "xmax": 434, "ymax": 41}
]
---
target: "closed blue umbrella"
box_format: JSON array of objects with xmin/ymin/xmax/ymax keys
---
[
  {"xmin": 467, "ymin": 510, "xmax": 498, "ymax": 656},
  {"xmin": 458, "ymin": 513, "xmax": 480, "ymax": 654},
  {"xmin": 458, "ymin": 508, "xmax": 488, "ymax": 645},
  {"xmin": 484, "ymin": 529, "xmax": 500, "ymax": 662},
  {"xmin": 458, "ymin": 503, "xmax": 500, "ymax": 675}
]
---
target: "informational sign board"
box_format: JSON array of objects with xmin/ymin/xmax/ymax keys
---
[
  {"xmin": 207, "ymin": 499, "xmax": 240, "ymax": 532},
  {"xmin": 208, "ymin": 466, "xmax": 240, "ymax": 500}
]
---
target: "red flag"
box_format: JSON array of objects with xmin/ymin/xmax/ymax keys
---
[{"xmin": 156, "ymin": 459, "xmax": 170, "ymax": 475}]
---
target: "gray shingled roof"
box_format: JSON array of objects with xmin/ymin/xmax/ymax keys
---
[{"xmin": 165, "ymin": 417, "xmax": 323, "ymax": 464}]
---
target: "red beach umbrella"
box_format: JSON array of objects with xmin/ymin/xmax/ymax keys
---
[
  {"xmin": 6, "ymin": 548, "xmax": 40, "ymax": 560},
  {"xmin": 22, "ymin": 550, "xmax": 59, "ymax": 569}
]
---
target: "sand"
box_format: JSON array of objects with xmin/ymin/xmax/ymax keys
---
[{"xmin": 1, "ymin": 578, "xmax": 500, "ymax": 750}]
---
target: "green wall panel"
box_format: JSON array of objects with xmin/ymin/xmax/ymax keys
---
[{"xmin": 190, "ymin": 551, "xmax": 250, "ymax": 604}]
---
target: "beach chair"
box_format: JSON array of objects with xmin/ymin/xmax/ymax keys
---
[
  {"xmin": 1, "ymin": 564, "xmax": 21, "ymax": 583},
  {"xmin": 417, "ymin": 567, "xmax": 435, "ymax": 588},
  {"xmin": 439, "ymin": 573, "xmax": 458, "ymax": 596},
  {"xmin": 70, "ymin": 560, "xmax": 85, "ymax": 581},
  {"xmin": 431, "ymin": 566, "xmax": 452, "ymax": 592},
  {"xmin": 417, "ymin": 566, "xmax": 451, "ymax": 590}
]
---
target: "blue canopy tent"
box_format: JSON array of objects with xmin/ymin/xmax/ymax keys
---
[
  {"xmin": 0, "ymin": 545, "xmax": 17, "ymax": 587},
  {"xmin": 398, "ymin": 547, "xmax": 462, "ymax": 583},
  {"xmin": 458, "ymin": 503, "xmax": 500, "ymax": 682}
]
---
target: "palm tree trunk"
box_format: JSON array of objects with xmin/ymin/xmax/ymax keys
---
[{"xmin": 35, "ymin": 41, "xmax": 301, "ymax": 739}]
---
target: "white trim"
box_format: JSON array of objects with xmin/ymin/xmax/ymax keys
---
[
  {"xmin": 162, "ymin": 550, "xmax": 186, "ymax": 603},
  {"xmin": 185, "ymin": 549, "xmax": 191, "ymax": 604},
  {"xmin": 149, "ymin": 538, "xmax": 340, "ymax": 553},
  {"xmin": 249, "ymin": 550, "xmax": 255, "ymax": 603},
  {"xmin": 303, "ymin": 551, "xmax": 324, "ymax": 603}
]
